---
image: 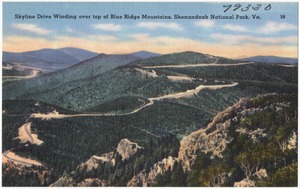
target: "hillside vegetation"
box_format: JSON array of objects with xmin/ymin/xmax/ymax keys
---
[{"xmin": 2, "ymin": 51, "xmax": 298, "ymax": 186}]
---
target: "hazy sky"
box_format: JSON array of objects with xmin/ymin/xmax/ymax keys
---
[{"xmin": 3, "ymin": 2, "xmax": 298, "ymax": 58}]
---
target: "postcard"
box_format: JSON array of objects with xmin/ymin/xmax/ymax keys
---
[{"xmin": 2, "ymin": 1, "xmax": 298, "ymax": 187}]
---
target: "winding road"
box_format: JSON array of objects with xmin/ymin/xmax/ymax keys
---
[
  {"xmin": 30, "ymin": 82, "xmax": 238, "ymax": 120},
  {"xmin": 143, "ymin": 62, "xmax": 255, "ymax": 69},
  {"xmin": 17, "ymin": 122, "xmax": 43, "ymax": 145},
  {"xmin": 22, "ymin": 122, "xmax": 34, "ymax": 144},
  {"xmin": 3, "ymin": 150, "xmax": 43, "ymax": 167},
  {"xmin": 3, "ymin": 59, "xmax": 244, "ymax": 167},
  {"xmin": 2, "ymin": 70, "xmax": 39, "ymax": 79}
]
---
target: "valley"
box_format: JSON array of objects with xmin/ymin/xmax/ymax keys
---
[{"xmin": 2, "ymin": 50, "xmax": 298, "ymax": 187}]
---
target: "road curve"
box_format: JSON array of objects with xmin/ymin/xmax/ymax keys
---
[
  {"xmin": 30, "ymin": 82, "xmax": 238, "ymax": 120},
  {"xmin": 2, "ymin": 150, "xmax": 43, "ymax": 167},
  {"xmin": 2, "ymin": 70, "xmax": 39, "ymax": 79},
  {"xmin": 23, "ymin": 122, "xmax": 34, "ymax": 144}
]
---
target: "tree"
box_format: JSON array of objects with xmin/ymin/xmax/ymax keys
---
[
  {"xmin": 170, "ymin": 162, "xmax": 186, "ymax": 186},
  {"xmin": 256, "ymin": 162, "xmax": 297, "ymax": 187},
  {"xmin": 236, "ymin": 151, "xmax": 260, "ymax": 179}
]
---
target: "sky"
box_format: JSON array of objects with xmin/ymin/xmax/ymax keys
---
[{"xmin": 2, "ymin": 2, "xmax": 298, "ymax": 58}]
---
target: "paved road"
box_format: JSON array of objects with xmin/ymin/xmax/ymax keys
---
[
  {"xmin": 2, "ymin": 70, "xmax": 39, "ymax": 79},
  {"xmin": 30, "ymin": 82, "xmax": 238, "ymax": 121},
  {"xmin": 3, "ymin": 150, "xmax": 43, "ymax": 167},
  {"xmin": 143, "ymin": 62, "xmax": 254, "ymax": 69},
  {"xmin": 22, "ymin": 122, "xmax": 34, "ymax": 144}
]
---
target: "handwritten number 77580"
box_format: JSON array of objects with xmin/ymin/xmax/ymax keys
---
[{"xmin": 223, "ymin": 4, "xmax": 271, "ymax": 12}]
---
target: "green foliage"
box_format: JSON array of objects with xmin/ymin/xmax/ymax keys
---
[
  {"xmin": 161, "ymin": 64, "xmax": 297, "ymax": 84},
  {"xmin": 2, "ymin": 51, "xmax": 298, "ymax": 187},
  {"xmin": 188, "ymin": 94, "xmax": 297, "ymax": 187},
  {"xmin": 133, "ymin": 51, "xmax": 216, "ymax": 66},
  {"xmin": 86, "ymin": 96, "xmax": 148, "ymax": 113},
  {"xmin": 256, "ymin": 162, "xmax": 297, "ymax": 187},
  {"xmin": 188, "ymin": 154, "xmax": 231, "ymax": 187},
  {"xmin": 70, "ymin": 134, "xmax": 180, "ymax": 186},
  {"xmin": 156, "ymin": 161, "xmax": 187, "ymax": 186},
  {"xmin": 2, "ymin": 165, "xmax": 42, "ymax": 186},
  {"xmin": 2, "ymin": 68, "xmax": 31, "ymax": 77}
]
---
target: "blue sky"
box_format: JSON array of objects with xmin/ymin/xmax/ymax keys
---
[{"xmin": 3, "ymin": 2, "xmax": 298, "ymax": 58}]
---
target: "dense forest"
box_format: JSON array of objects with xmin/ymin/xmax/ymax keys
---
[{"xmin": 2, "ymin": 51, "xmax": 297, "ymax": 186}]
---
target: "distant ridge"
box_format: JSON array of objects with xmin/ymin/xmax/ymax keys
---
[
  {"xmin": 132, "ymin": 51, "xmax": 218, "ymax": 66},
  {"xmin": 130, "ymin": 51, "xmax": 161, "ymax": 59},
  {"xmin": 3, "ymin": 47, "xmax": 99, "ymax": 72},
  {"xmin": 57, "ymin": 47, "xmax": 99, "ymax": 61},
  {"xmin": 3, "ymin": 53, "xmax": 141, "ymax": 101},
  {"xmin": 240, "ymin": 56, "xmax": 298, "ymax": 64}
]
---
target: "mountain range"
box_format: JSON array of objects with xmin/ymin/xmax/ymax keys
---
[
  {"xmin": 3, "ymin": 48, "xmax": 162, "ymax": 72},
  {"xmin": 3, "ymin": 47, "xmax": 99, "ymax": 72},
  {"xmin": 2, "ymin": 48, "xmax": 298, "ymax": 187},
  {"xmin": 2, "ymin": 48, "xmax": 161, "ymax": 86},
  {"xmin": 130, "ymin": 50, "xmax": 161, "ymax": 59},
  {"xmin": 240, "ymin": 55, "xmax": 298, "ymax": 64}
]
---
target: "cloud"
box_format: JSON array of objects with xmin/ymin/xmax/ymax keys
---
[
  {"xmin": 221, "ymin": 21, "xmax": 297, "ymax": 34},
  {"xmin": 93, "ymin": 23, "xmax": 121, "ymax": 31},
  {"xmin": 257, "ymin": 21, "xmax": 297, "ymax": 34},
  {"xmin": 4, "ymin": 36, "xmax": 53, "ymax": 52},
  {"xmin": 137, "ymin": 22, "xmax": 183, "ymax": 31},
  {"xmin": 87, "ymin": 34, "xmax": 118, "ymax": 41},
  {"xmin": 222, "ymin": 24, "xmax": 248, "ymax": 32},
  {"xmin": 210, "ymin": 33, "xmax": 297, "ymax": 45},
  {"xmin": 3, "ymin": 34, "xmax": 297, "ymax": 58},
  {"xmin": 66, "ymin": 26, "xmax": 74, "ymax": 33},
  {"xmin": 129, "ymin": 33, "xmax": 150, "ymax": 41},
  {"xmin": 194, "ymin": 20, "xmax": 215, "ymax": 28},
  {"xmin": 11, "ymin": 23, "xmax": 52, "ymax": 35}
]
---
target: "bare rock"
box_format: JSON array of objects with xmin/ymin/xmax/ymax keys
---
[
  {"xmin": 254, "ymin": 168, "xmax": 268, "ymax": 180},
  {"xmin": 78, "ymin": 152, "xmax": 114, "ymax": 172},
  {"xmin": 77, "ymin": 178, "xmax": 109, "ymax": 186},
  {"xmin": 52, "ymin": 138, "xmax": 143, "ymax": 186},
  {"xmin": 117, "ymin": 138, "xmax": 143, "ymax": 160},
  {"xmin": 127, "ymin": 170, "xmax": 148, "ymax": 187},
  {"xmin": 50, "ymin": 176, "xmax": 77, "ymax": 187},
  {"xmin": 234, "ymin": 179, "xmax": 255, "ymax": 187},
  {"xmin": 127, "ymin": 156, "xmax": 178, "ymax": 186},
  {"xmin": 287, "ymin": 131, "xmax": 297, "ymax": 150}
]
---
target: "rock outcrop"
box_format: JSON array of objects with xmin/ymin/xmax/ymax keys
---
[
  {"xmin": 50, "ymin": 176, "xmax": 77, "ymax": 187},
  {"xmin": 287, "ymin": 131, "xmax": 297, "ymax": 150},
  {"xmin": 78, "ymin": 152, "xmax": 115, "ymax": 172},
  {"xmin": 127, "ymin": 156, "xmax": 179, "ymax": 186},
  {"xmin": 234, "ymin": 179, "xmax": 255, "ymax": 187},
  {"xmin": 117, "ymin": 138, "xmax": 143, "ymax": 161},
  {"xmin": 2, "ymin": 160, "xmax": 53, "ymax": 186},
  {"xmin": 254, "ymin": 168, "xmax": 268, "ymax": 180},
  {"xmin": 127, "ymin": 170, "xmax": 148, "ymax": 187},
  {"xmin": 50, "ymin": 94, "xmax": 297, "ymax": 187},
  {"xmin": 178, "ymin": 98, "xmax": 248, "ymax": 171},
  {"xmin": 50, "ymin": 176, "xmax": 109, "ymax": 187},
  {"xmin": 51, "ymin": 138, "xmax": 143, "ymax": 186},
  {"xmin": 77, "ymin": 178, "xmax": 109, "ymax": 186},
  {"xmin": 78, "ymin": 138, "xmax": 143, "ymax": 173},
  {"xmin": 128, "ymin": 93, "xmax": 296, "ymax": 187}
]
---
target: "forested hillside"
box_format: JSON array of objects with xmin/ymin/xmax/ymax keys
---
[{"xmin": 2, "ymin": 51, "xmax": 297, "ymax": 186}]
